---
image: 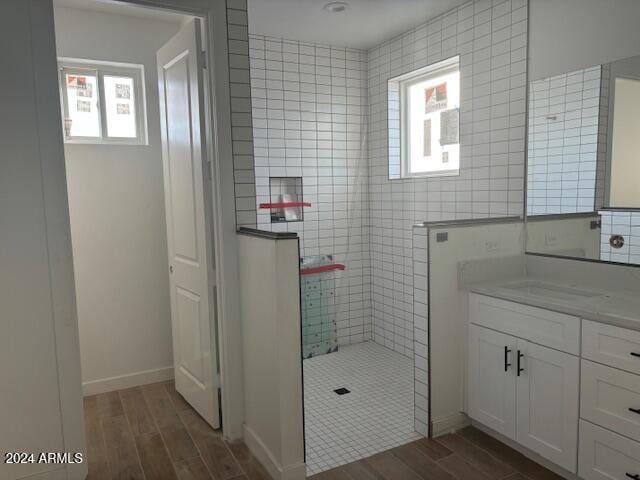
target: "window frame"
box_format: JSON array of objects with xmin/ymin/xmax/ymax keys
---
[
  {"xmin": 58, "ymin": 58, "xmax": 148, "ymax": 146},
  {"xmin": 397, "ymin": 56, "xmax": 461, "ymax": 179}
]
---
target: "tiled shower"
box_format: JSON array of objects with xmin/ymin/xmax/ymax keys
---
[
  {"xmin": 241, "ymin": 0, "xmax": 531, "ymax": 473},
  {"xmin": 249, "ymin": 34, "xmax": 370, "ymax": 347},
  {"xmin": 248, "ymin": 0, "xmax": 529, "ymax": 356}
]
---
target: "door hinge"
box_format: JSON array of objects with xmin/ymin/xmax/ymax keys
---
[
  {"xmin": 201, "ymin": 51, "xmax": 207, "ymax": 69},
  {"xmin": 207, "ymin": 160, "xmax": 212, "ymax": 181}
]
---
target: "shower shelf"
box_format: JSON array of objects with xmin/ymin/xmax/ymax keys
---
[
  {"xmin": 299, "ymin": 264, "xmax": 346, "ymax": 276},
  {"xmin": 259, "ymin": 202, "xmax": 311, "ymax": 209}
]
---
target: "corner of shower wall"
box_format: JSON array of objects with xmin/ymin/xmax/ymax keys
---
[
  {"xmin": 412, "ymin": 225, "xmax": 430, "ymax": 437},
  {"xmin": 227, "ymin": 0, "xmax": 258, "ymax": 228},
  {"xmin": 365, "ymin": 0, "xmax": 529, "ymax": 436},
  {"xmin": 246, "ymin": 32, "xmax": 374, "ymax": 351}
]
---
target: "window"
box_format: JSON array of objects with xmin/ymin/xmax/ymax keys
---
[
  {"xmin": 388, "ymin": 56, "xmax": 460, "ymax": 179},
  {"xmin": 59, "ymin": 59, "xmax": 147, "ymax": 145}
]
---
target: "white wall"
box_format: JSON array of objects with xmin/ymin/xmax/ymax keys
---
[
  {"xmin": 54, "ymin": 7, "xmax": 182, "ymax": 393},
  {"xmin": 526, "ymin": 215, "xmax": 601, "ymax": 259},
  {"xmin": 529, "ymin": 0, "xmax": 640, "ymax": 81},
  {"xmin": 238, "ymin": 233, "xmax": 305, "ymax": 480},
  {"xmin": 609, "ymin": 77, "xmax": 640, "ymax": 208},
  {"xmin": 1, "ymin": 1, "xmax": 85, "ymax": 479},
  {"xmin": 422, "ymin": 221, "xmax": 525, "ymax": 436}
]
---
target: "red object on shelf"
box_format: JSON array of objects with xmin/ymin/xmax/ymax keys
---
[
  {"xmin": 299, "ymin": 264, "xmax": 346, "ymax": 276},
  {"xmin": 259, "ymin": 202, "xmax": 311, "ymax": 209}
]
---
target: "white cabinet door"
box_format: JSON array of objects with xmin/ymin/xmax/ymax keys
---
[
  {"xmin": 516, "ymin": 339, "xmax": 579, "ymax": 473},
  {"xmin": 468, "ymin": 324, "xmax": 517, "ymax": 440},
  {"xmin": 579, "ymin": 420, "xmax": 640, "ymax": 480},
  {"xmin": 581, "ymin": 359, "xmax": 640, "ymax": 443},
  {"xmin": 582, "ymin": 319, "xmax": 640, "ymax": 375}
]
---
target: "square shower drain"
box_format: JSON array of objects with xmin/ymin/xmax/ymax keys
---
[{"xmin": 333, "ymin": 387, "xmax": 350, "ymax": 395}]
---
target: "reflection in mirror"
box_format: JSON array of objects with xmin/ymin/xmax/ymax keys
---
[{"xmin": 526, "ymin": 55, "xmax": 640, "ymax": 266}]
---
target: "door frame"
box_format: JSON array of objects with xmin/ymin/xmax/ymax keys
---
[{"xmin": 41, "ymin": 0, "xmax": 245, "ymax": 444}]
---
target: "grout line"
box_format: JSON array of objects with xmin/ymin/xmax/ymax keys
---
[
  {"xmin": 136, "ymin": 385, "xmax": 189, "ymax": 479},
  {"xmin": 455, "ymin": 429, "xmax": 541, "ymax": 480},
  {"xmin": 116, "ymin": 389, "xmax": 148, "ymax": 480},
  {"xmin": 446, "ymin": 433, "xmax": 516, "ymax": 476},
  {"xmin": 93, "ymin": 396, "xmax": 116, "ymax": 480},
  {"xmin": 170, "ymin": 385, "xmax": 223, "ymax": 480},
  {"xmin": 388, "ymin": 447, "xmax": 434, "ymax": 479},
  {"xmin": 223, "ymin": 437, "xmax": 252, "ymax": 480}
]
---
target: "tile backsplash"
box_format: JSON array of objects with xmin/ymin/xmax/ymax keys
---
[{"xmin": 600, "ymin": 210, "xmax": 640, "ymax": 265}]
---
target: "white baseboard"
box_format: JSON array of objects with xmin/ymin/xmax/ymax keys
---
[
  {"xmin": 431, "ymin": 412, "xmax": 471, "ymax": 437},
  {"xmin": 82, "ymin": 366, "xmax": 174, "ymax": 396},
  {"xmin": 243, "ymin": 425, "xmax": 306, "ymax": 480}
]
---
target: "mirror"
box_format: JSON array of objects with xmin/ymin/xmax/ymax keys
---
[{"xmin": 526, "ymin": 54, "xmax": 640, "ymax": 266}]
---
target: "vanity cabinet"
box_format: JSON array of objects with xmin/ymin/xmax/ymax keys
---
[
  {"xmin": 578, "ymin": 320, "xmax": 640, "ymax": 480},
  {"xmin": 468, "ymin": 294, "xmax": 581, "ymax": 473},
  {"xmin": 516, "ymin": 340, "xmax": 579, "ymax": 470},
  {"xmin": 579, "ymin": 420, "xmax": 640, "ymax": 480},
  {"xmin": 468, "ymin": 293, "xmax": 640, "ymax": 479},
  {"xmin": 581, "ymin": 360, "xmax": 640, "ymax": 443},
  {"xmin": 468, "ymin": 325, "xmax": 516, "ymax": 438},
  {"xmin": 582, "ymin": 320, "xmax": 640, "ymax": 376}
]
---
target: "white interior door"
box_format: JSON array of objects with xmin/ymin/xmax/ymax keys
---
[
  {"xmin": 157, "ymin": 19, "xmax": 220, "ymax": 428},
  {"xmin": 468, "ymin": 324, "xmax": 517, "ymax": 439},
  {"xmin": 516, "ymin": 339, "xmax": 579, "ymax": 472}
]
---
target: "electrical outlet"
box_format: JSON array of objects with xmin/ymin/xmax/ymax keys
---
[
  {"xmin": 486, "ymin": 240, "xmax": 499, "ymax": 252},
  {"xmin": 545, "ymin": 233, "xmax": 558, "ymax": 246}
]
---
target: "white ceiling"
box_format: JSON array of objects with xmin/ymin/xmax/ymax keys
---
[
  {"xmin": 53, "ymin": 0, "xmax": 187, "ymax": 24},
  {"xmin": 247, "ymin": 0, "xmax": 470, "ymax": 50}
]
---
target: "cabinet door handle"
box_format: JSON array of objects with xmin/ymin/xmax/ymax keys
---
[
  {"xmin": 517, "ymin": 350, "xmax": 525, "ymax": 376},
  {"xmin": 629, "ymin": 408, "xmax": 640, "ymax": 415},
  {"xmin": 631, "ymin": 352, "xmax": 640, "ymax": 358},
  {"xmin": 625, "ymin": 474, "xmax": 640, "ymax": 480},
  {"xmin": 504, "ymin": 347, "xmax": 512, "ymax": 372}
]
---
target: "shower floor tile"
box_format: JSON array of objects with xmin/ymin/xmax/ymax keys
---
[{"xmin": 303, "ymin": 341, "xmax": 422, "ymax": 475}]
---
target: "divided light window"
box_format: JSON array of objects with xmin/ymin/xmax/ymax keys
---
[
  {"xmin": 59, "ymin": 59, "xmax": 148, "ymax": 145},
  {"xmin": 397, "ymin": 56, "xmax": 461, "ymax": 178}
]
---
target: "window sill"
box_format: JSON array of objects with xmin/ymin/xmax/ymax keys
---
[
  {"xmin": 63, "ymin": 138, "xmax": 149, "ymax": 146},
  {"xmin": 390, "ymin": 170, "xmax": 460, "ymax": 180}
]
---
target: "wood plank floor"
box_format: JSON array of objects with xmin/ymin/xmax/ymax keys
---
[
  {"xmin": 86, "ymin": 384, "xmax": 563, "ymax": 480},
  {"xmin": 83, "ymin": 382, "xmax": 271, "ymax": 480},
  {"xmin": 309, "ymin": 427, "xmax": 565, "ymax": 480}
]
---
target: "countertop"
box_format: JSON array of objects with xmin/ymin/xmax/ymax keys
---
[{"xmin": 466, "ymin": 277, "xmax": 640, "ymax": 331}]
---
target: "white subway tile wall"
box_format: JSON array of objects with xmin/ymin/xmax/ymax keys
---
[
  {"xmin": 367, "ymin": 0, "xmax": 528, "ymax": 357},
  {"xmin": 248, "ymin": 34, "xmax": 371, "ymax": 346},
  {"xmin": 243, "ymin": 0, "xmax": 530, "ymax": 440},
  {"xmin": 527, "ymin": 65, "xmax": 606, "ymax": 215},
  {"xmin": 227, "ymin": 0, "xmax": 258, "ymax": 227},
  {"xmin": 412, "ymin": 226, "xmax": 430, "ymax": 436},
  {"xmin": 600, "ymin": 211, "xmax": 640, "ymax": 265}
]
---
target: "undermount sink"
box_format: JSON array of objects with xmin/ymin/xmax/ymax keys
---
[{"xmin": 503, "ymin": 281, "xmax": 602, "ymax": 301}]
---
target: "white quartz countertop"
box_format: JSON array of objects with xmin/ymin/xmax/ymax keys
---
[{"xmin": 467, "ymin": 277, "xmax": 640, "ymax": 331}]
